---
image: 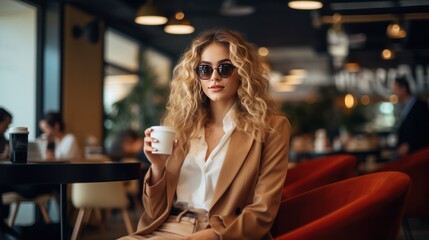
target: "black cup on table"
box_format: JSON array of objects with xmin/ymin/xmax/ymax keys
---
[{"xmin": 9, "ymin": 127, "xmax": 29, "ymax": 163}]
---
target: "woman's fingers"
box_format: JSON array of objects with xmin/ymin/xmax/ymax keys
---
[
  {"xmin": 172, "ymin": 139, "xmax": 179, "ymax": 149},
  {"xmin": 143, "ymin": 136, "xmax": 158, "ymax": 152},
  {"xmin": 144, "ymin": 127, "xmax": 160, "ymax": 152},
  {"xmin": 144, "ymin": 127, "xmax": 152, "ymax": 137}
]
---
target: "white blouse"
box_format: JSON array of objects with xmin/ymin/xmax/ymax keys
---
[
  {"xmin": 175, "ymin": 106, "xmax": 236, "ymax": 210},
  {"xmin": 55, "ymin": 133, "xmax": 81, "ymax": 159}
]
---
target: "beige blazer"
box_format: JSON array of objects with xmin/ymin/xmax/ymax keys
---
[{"xmin": 135, "ymin": 114, "xmax": 290, "ymax": 239}]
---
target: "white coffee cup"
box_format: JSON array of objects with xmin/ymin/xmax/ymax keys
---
[{"xmin": 150, "ymin": 126, "xmax": 176, "ymax": 155}]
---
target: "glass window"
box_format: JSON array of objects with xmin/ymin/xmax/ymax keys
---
[
  {"xmin": 103, "ymin": 29, "xmax": 172, "ymax": 146},
  {"xmin": 0, "ymin": 0, "xmax": 38, "ymax": 140},
  {"xmin": 105, "ymin": 30, "xmax": 139, "ymax": 71},
  {"xmin": 144, "ymin": 48, "xmax": 172, "ymax": 86}
]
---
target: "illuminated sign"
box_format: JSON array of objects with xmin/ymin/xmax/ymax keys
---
[{"xmin": 335, "ymin": 64, "xmax": 429, "ymax": 97}]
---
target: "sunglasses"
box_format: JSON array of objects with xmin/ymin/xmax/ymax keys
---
[{"xmin": 195, "ymin": 63, "xmax": 236, "ymax": 80}]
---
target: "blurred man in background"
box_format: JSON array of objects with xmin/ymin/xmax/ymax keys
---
[{"xmin": 391, "ymin": 76, "xmax": 429, "ymax": 157}]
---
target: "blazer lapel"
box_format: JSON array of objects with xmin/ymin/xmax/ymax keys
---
[{"xmin": 210, "ymin": 130, "xmax": 254, "ymax": 209}]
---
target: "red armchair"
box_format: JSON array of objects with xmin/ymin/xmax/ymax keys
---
[
  {"xmin": 282, "ymin": 154, "xmax": 356, "ymax": 200},
  {"xmin": 272, "ymin": 172, "xmax": 411, "ymax": 240},
  {"xmin": 371, "ymin": 147, "xmax": 429, "ymax": 239}
]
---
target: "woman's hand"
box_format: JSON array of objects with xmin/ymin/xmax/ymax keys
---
[
  {"xmin": 143, "ymin": 127, "xmax": 178, "ymax": 184},
  {"xmin": 184, "ymin": 229, "xmax": 220, "ymax": 240},
  {"xmin": 0, "ymin": 145, "xmax": 10, "ymax": 160}
]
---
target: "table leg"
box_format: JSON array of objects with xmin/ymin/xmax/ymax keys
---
[{"xmin": 60, "ymin": 183, "xmax": 68, "ymax": 240}]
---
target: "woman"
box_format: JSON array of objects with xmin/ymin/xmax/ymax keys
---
[
  {"xmin": 39, "ymin": 112, "xmax": 81, "ymax": 159},
  {"xmin": 122, "ymin": 29, "xmax": 290, "ymax": 240},
  {"xmin": 0, "ymin": 107, "xmax": 12, "ymax": 160}
]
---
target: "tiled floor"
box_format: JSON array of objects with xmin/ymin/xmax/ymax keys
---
[
  {"xmin": 6, "ymin": 208, "xmax": 429, "ymax": 240},
  {"xmin": 79, "ymin": 211, "xmax": 429, "ymax": 240},
  {"xmin": 397, "ymin": 218, "xmax": 429, "ymax": 240}
]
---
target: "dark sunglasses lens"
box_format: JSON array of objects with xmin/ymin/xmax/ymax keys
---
[
  {"xmin": 196, "ymin": 65, "xmax": 213, "ymax": 80},
  {"xmin": 218, "ymin": 64, "xmax": 234, "ymax": 78}
]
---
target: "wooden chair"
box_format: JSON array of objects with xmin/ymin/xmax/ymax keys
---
[
  {"xmin": 272, "ymin": 172, "xmax": 411, "ymax": 240},
  {"xmin": 2, "ymin": 192, "xmax": 54, "ymax": 226},
  {"xmin": 70, "ymin": 181, "xmax": 134, "ymax": 240}
]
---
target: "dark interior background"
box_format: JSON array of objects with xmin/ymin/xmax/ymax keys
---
[{"xmin": 64, "ymin": 0, "xmax": 429, "ymax": 69}]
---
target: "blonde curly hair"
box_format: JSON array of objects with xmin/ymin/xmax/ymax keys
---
[{"xmin": 161, "ymin": 29, "xmax": 279, "ymax": 151}]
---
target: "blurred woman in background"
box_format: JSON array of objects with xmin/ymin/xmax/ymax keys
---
[{"xmin": 39, "ymin": 111, "xmax": 81, "ymax": 159}]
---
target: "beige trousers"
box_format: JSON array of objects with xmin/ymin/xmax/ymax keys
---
[{"xmin": 118, "ymin": 208, "xmax": 209, "ymax": 240}]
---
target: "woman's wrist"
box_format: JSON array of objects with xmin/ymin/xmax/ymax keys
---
[{"xmin": 149, "ymin": 165, "xmax": 165, "ymax": 185}]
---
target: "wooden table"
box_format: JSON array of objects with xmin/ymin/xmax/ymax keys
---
[{"xmin": 0, "ymin": 160, "xmax": 141, "ymax": 240}]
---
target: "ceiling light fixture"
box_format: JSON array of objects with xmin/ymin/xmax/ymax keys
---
[
  {"xmin": 288, "ymin": 1, "xmax": 323, "ymax": 10},
  {"xmin": 386, "ymin": 22, "xmax": 407, "ymax": 39},
  {"xmin": 220, "ymin": 0, "xmax": 255, "ymax": 16},
  {"xmin": 258, "ymin": 47, "xmax": 269, "ymax": 57},
  {"xmin": 164, "ymin": 12, "xmax": 195, "ymax": 34},
  {"xmin": 327, "ymin": 14, "xmax": 349, "ymax": 68},
  {"xmin": 381, "ymin": 48, "xmax": 395, "ymax": 60},
  {"xmin": 135, "ymin": 0, "xmax": 168, "ymax": 25}
]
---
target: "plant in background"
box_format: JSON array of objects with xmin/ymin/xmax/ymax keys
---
[
  {"xmin": 105, "ymin": 59, "xmax": 169, "ymax": 140},
  {"xmin": 281, "ymin": 85, "xmax": 368, "ymax": 138}
]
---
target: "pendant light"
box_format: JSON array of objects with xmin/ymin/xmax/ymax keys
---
[
  {"xmin": 386, "ymin": 21, "xmax": 407, "ymax": 39},
  {"xmin": 288, "ymin": 1, "xmax": 323, "ymax": 10},
  {"xmin": 164, "ymin": 12, "xmax": 195, "ymax": 34},
  {"xmin": 381, "ymin": 48, "xmax": 395, "ymax": 60},
  {"xmin": 135, "ymin": 0, "xmax": 168, "ymax": 25}
]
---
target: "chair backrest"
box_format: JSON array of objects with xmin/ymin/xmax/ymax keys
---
[
  {"xmin": 272, "ymin": 171, "xmax": 410, "ymax": 240},
  {"xmin": 282, "ymin": 154, "xmax": 356, "ymax": 200},
  {"xmin": 371, "ymin": 146, "xmax": 429, "ymax": 217},
  {"xmin": 71, "ymin": 182, "xmax": 129, "ymax": 208}
]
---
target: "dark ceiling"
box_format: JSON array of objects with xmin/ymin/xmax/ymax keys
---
[{"xmin": 65, "ymin": 0, "xmax": 429, "ymax": 69}]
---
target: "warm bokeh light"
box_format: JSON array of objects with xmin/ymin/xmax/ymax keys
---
[
  {"xmin": 288, "ymin": 1, "xmax": 323, "ymax": 10},
  {"xmin": 134, "ymin": 0, "xmax": 168, "ymax": 25},
  {"xmin": 361, "ymin": 95, "xmax": 370, "ymax": 105},
  {"xmin": 344, "ymin": 94, "xmax": 355, "ymax": 108},
  {"xmin": 175, "ymin": 12, "xmax": 185, "ymax": 20},
  {"xmin": 283, "ymin": 75, "xmax": 303, "ymax": 85},
  {"xmin": 289, "ymin": 69, "xmax": 307, "ymax": 76},
  {"xmin": 344, "ymin": 62, "xmax": 360, "ymax": 72},
  {"xmin": 274, "ymin": 82, "xmax": 295, "ymax": 92},
  {"xmin": 135, "ymin": 15, "xmax": 168, "ymax": 25},
  {"xmin": 381, "ymin": 48, "xmax": 395, "ymax": 60},
  {"xmin": 164, "ymin": 12, "xmax": 195, "ymax": 34},
  {"xmin": 390, "ymin": 94, "xmax": 398, "ymax": 104},
  {"xmin": 386, "ymin": 22, "xmax": 407, "ymax": 39},
  {"xmin": 258, "ymin": 47, "xmax": 269, "ymax": 56}
]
